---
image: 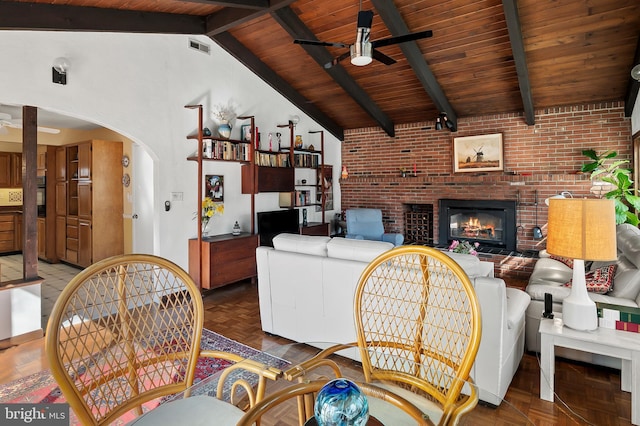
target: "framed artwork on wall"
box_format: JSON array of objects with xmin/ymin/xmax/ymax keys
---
[
  {"xmin": 205, "ymin": 174, "xmax": 224, "ymax": 202},
  {"xmin": 241, "ymin": 125, "xmax": 252, "ymax": 142},
  {"xmin": 453, "ymin": 133, "xmax": 504, "ymax": 173}
]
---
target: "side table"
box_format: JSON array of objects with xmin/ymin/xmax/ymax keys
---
[{"xmin": 539, "ymin": 317, "xmax": 640, "ymax": 425}]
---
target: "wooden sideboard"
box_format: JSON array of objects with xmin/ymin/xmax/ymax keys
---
[
  {"xmin": 188, "ymin": 232, "xmax": 258, "ymax": 290},
  {"xmin": 299, "ymin": 222, "xmax": 330, "ymax": 236}
]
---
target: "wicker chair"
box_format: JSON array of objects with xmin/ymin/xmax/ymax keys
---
[
  {"xmin": 242, "ymin": 246, "xmax": 482, "ymax": 425},
  {"xmin": 45, "ymin": 254, "xmax": 279, "ymax": 426}
]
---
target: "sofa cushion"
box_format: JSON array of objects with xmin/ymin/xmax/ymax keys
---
[
  {"xmin": 272, "ymin": 233, "xmax": 331, "ymax": 256},
  {"xmin": 564, "ymin": 264, "xmax": 617, "ymax": 294},
  {"xmin": 549, "ymin": 254, "xmax": 574, "ymax": 268},
  {"xmin": 617, "ymin": 223, "xmax": 640, "ymax": 268},
  {"xmin": 326, "ymin": 238, "xmax": 393, "ymax": 262},
  {"xmin": 444, "ymin": 252, "xmax": 482, "ymax": 277}
]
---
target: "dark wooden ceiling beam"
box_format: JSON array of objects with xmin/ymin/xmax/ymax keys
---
[
  {"xmin": 211, "ymin": 31, "xmax": 344, "ymax": 140},
  {"xmin": 205, "ymin": 0, "xmax": 296, "ymax": 36},
  {"xmin": 371, "ymin": 0, "xmax": 457, "ymax": 131},
  {"xmin": 178, "ymin": 0, "xmax": 269, "ymax": 9},
  {"xmin": 624, "ymin": 37, "xmax": 640, "ymax": 117},
  {"xmin": 502, "ymin": 0, "xmax": 535, "ymax": 125},
  {"xmin": 0, "ymin": 2, "xmax": 204, "ymax": 33},
  {"xmin": 271, "ymin": 6, "xmax": 395, "ymax": 137}
]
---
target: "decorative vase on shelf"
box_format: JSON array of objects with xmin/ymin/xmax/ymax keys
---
[
  {"xmin": 314, "ymin": 379, "xmax": 369, "ymax": 426},
  {"xmin": 218, "ymin": 122, "xmax": 232, "ymax": 139}
]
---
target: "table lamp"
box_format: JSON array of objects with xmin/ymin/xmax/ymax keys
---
[{"xmin": 546, "ymin": 198, "xmax": 617, "ymax": 331}]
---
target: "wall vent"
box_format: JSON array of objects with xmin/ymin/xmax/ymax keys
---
[{"xmin": 189, "ymin": 39, "xmax": 210, "ymax": 55}]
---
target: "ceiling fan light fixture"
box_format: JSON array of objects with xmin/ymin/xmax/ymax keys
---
[{"xmin": 350, "ymin": 43, "xmax": 372, "ymax": 66}]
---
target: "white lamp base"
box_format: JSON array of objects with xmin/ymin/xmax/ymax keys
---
[{"xmin": 562, "ymin": 259, "xmax": 598, "ymax": 331}]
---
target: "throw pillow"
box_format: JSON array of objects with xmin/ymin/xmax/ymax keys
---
[
  {"xmin": 564, "ymin": 264, "xmax": 617, "ymax": 294},
  {"xmin": 549, "ymin": 254, "xmax": 574, "ymax": 268}
]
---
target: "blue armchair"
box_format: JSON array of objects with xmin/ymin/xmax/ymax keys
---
[{"xmin": 345, "ymin": 208, "xmax": 404, "ymax": 246}]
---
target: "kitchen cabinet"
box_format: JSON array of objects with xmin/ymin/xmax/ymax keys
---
[
  {"xmin": 0, "ymin": 212, "xmax": 22, "ymax": 253},
  {"xmin": 37, "ymin": 217, "xmax": 46, "ymax": 259},
  {"xmin": 55, "ymin": 140, "xmax": 123, "ymax": 267},
  {"xmin": 0, "ymin": 153, "xmax": 22, "ymax": 188}
]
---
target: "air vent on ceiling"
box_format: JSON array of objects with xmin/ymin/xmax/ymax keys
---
[{"xmin": 189, "ymin": 39, "xmax": 210, "ymax": 55}]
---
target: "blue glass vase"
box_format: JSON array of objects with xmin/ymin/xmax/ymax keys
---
[{"xmin": 314, "ymin": 379, "xmax": 369, "ymax": 426}]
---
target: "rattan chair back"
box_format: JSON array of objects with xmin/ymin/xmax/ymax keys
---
[
  {"xmin": 45, "ymin": 254, "xmax": 205, "ymax": 425},
  {"xmin": 354, "ymin": 246, "xmax": 482, "ymax": 423}
]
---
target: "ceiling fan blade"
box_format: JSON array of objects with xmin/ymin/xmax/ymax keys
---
[
  {"xmin": 7, "ymin": 122, "xmax": 61, "ymax": 134},
  {"xmin": 372, "ymin": 49, "xmax": 396, "ymax": 66},
  {"xmin": 294, "ymin": 39, "xmax": 348, "ymax": 49},
  {"xmin": 371, "ymin": 30, "xmax": 433, "ymax": 48},
  {"xmin": 324, "ymin": 51, "xmax": 351, "ymax": 69}
]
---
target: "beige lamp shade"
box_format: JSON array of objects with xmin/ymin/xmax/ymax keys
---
[{"xmin": 547, "ymin": 198, "xmax": 617, "ymax": 261}]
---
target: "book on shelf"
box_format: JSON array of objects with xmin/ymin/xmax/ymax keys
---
[
  {"xmin": 596, "ymin": 302, "xmax": 640, "ymax": 331},
  {"xmin": 254, "ymin": 151, "xmax": 290, "ymax": 167},
  {"xmin": 203, "ymin": 140, "xmax": 250, "ymax": 161}
]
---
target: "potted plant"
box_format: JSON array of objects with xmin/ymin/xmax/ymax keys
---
[{"xmin": 581, "ymin": 149, "xmax": 640, "ymax": 225}]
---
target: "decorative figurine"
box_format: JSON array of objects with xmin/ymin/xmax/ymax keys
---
[
  {"xmin": 276, "ymin": 132, "xmax": 282, "ymax": 150},
  {"xmin": 295, "ymin": 134, "xmax": 303, "ymax": 149},
  {"xmin": 232, "ymin": 221, "xmax": 241, "ymax": 236}
]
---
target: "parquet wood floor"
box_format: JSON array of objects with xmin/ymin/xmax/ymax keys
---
[{"xmin": 0, "ymin": 279, "xmax": 633, "ymax": 425}]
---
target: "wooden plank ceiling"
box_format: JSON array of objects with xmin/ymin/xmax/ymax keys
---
[{"xmin": 0, "ymin": 0, "xmax": 638, "ymax": 140}]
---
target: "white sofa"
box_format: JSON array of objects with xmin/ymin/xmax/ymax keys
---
[
  {"xmin": 256, "ymin": 233, "xmax": 531, "ymax": 406},
  {"xmin": 525, "ymin": 223, "xmax": 640, "ymax": 368}
]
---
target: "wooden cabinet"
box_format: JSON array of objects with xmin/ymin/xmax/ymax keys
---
[
  {"xmin": 188, "ymin": 233, "xmax": 258, "ymax": 289},
  {"xmin": 37, "ymin": 217, "xmax": 46, "ymax": 259},
  {"xmin": 300, "ymin": 222, "xmax": 330, "ymax": 236},
  {"xmin": 55, "ymin": 140, "xmax": 123, "ymax": 267},
  {"xmin": 242, "ymin": 166, "xmax": 294, "ymax": 193},
  {"xmin": 0, "ymin": 154, "xmax": 11, "ymax": 187},
  {"xmin": 0, "ymin": 213, "xmax": 22, "ymax": 253},
  {"xmin": 0, "ymin": 153, "xmax": 22, "ymax": 188}
]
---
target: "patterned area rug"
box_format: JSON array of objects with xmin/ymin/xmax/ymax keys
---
[{"xmin": 0, "ymin": 329, "xmax": 288, "ymax": 425}]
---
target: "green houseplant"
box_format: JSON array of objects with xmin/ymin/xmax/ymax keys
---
[{"xmin": 581, "ymin": 149, "xmax": 640, "ymax": 226}]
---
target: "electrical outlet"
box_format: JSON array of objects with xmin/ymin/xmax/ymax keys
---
[{"xmin": 171, "ymin": 192, "xmax": 183, "ymax": 202}]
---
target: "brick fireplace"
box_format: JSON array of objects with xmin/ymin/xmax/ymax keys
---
[
  {"xmin": 439, "ymin": 199, "xmax": 517, "ymax": 252},
  {"xmin": 339, "ymin": 102, "xmax": 632, "ymax": 280}
]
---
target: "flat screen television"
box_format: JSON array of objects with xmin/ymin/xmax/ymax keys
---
[{"xmin": 257, "ymin": 209, "xmax": 299, "ymax": 247}]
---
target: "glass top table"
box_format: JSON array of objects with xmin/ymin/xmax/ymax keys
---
[{"xmin": 129, "ymin": 341, "xmax": 541, "ymax": 425}]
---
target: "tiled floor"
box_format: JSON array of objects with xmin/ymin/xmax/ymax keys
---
[{"xmin": 0, "ymin": 254, "xmax": 82, "ymax": 330}]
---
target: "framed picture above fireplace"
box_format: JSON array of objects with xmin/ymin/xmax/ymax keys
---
[{"xmin": 453, "ymin": 133, "xmax": 503, "ymax": 173}]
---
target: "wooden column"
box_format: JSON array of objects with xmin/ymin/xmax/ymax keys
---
[{"xmin": 22, "ymin": 106, "xmax": 38, "ymax": 280}]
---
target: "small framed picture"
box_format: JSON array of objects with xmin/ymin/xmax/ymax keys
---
[
  {"xmin": 205, "ymin": 174, "xmax": 224, "ymax": 202},
  {"xmin": 453, "ymin": 133, "xmax": 504, "ymax": 173},
  {"xmin": 241, "ymin": 125, "xmax": 252, "ymax": 142}
]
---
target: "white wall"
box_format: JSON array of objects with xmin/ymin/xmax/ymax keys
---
[{"xmin": 0, "ymin": 31, "xmax": 341, "ymax": 269}]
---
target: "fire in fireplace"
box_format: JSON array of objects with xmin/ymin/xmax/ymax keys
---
[{"xmin": 439, "ymin": 199, "xmax": 517, "ymax": 252}]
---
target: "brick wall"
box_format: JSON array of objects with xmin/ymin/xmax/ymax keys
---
[{"xmin": 340, "ymin": 102, "xmax": 632, "ymax": 280}]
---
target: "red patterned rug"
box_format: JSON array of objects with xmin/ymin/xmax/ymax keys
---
[{"xmin": 0, "ymin": 329, "xmax": 288, "ymax": 425}]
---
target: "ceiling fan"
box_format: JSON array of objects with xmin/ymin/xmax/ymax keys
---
[
  {"xmin": 294, "ymin": 9, "xmax": 432, "ymax": 69},
  {"xmin": 0, "ymin": 113, "xmax": 60, "ymax": 134}
]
